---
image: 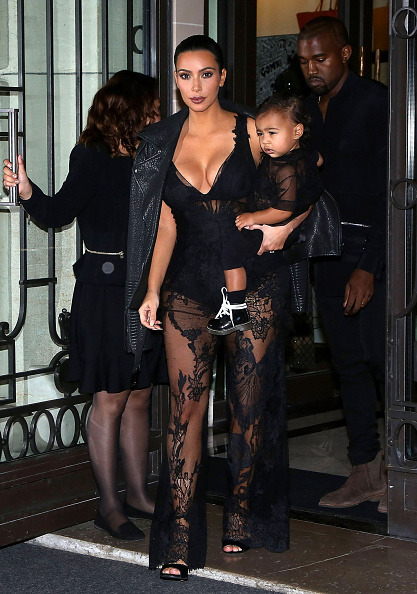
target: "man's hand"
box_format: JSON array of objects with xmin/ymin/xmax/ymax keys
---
[{"xmin": 343, "ymin": 269, "xmax": 374, "ymax": 315}]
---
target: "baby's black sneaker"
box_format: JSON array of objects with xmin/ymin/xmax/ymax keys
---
[{"xmin": 207, "ymin": 288, "xmax": 251, "ymax": 336}]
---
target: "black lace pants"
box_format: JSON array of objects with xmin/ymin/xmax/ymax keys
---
[{"xmin": 149, "ymin": 279, "xmax": 290, "ymax": 570}]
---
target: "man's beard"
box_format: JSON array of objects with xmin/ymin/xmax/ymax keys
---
[{"xmin": 308, "ymin": 79, "xmax": 330, "ymax": 96}]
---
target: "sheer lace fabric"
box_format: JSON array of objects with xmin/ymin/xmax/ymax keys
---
[
  {"xmin": 149, "ymin": 114, "xmax": 290, "ymax": 570},
  {"xmin": 249, "ymin": 147, "xmax": 322, "ymax": 219},
  {"xmin": 150, "ymin": 273, "xmax": 290, "ymax": 569}
]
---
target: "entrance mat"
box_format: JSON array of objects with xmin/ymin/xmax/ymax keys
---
[
  {"xmin": 289, "ymin": 468, "xmax": 387, "ymax": 534},
  {"xmin": 207, "ymin": 457, "xmax": 387, "ymax": 535}
]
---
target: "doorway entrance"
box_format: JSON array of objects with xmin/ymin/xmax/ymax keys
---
[
  {"xmin": 255, "ymin": 0, "xmax": 388, "ymax": 535},
  {"xmin": 203, "ymin": 0, "xmax": 417, "ymax": 540}
]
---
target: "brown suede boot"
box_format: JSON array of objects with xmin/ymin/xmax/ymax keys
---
[
  {"xmin": 377, "ymin": 490, "xmax": 387, "ymax": 513},
  {"xmin": 319, "ymin": 452, "xmax": 387, "ymax": 508}
]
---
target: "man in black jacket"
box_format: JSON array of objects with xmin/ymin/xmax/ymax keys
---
[{"xmin": 296, "ymin": 16, "xmax": 387, "ymax": 510}]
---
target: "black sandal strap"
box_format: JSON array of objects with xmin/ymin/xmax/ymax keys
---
[{"xmin": 160, "ymin": 564, "xmax": 189, "ymax": 581}]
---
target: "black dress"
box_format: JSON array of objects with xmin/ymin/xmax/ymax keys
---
[
  {"xmin": 149, "ymin": 115, "xmax": 291, "ymax": 569},
  {"xmin": 222, "ymin": 147, "xmax": 322, "ymax": 270},
  {"xmin": 22, "ymin": 142, "xmax": 166, "ymax": 394}
]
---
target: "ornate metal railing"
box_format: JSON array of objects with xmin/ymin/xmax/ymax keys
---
[
  {"xmin": 0, "ymin": 394, "xmax": 91, "ymax": 462},
  {"xmin": 0, "ymin": 388, "xmax": 166, "ymax": 467}
]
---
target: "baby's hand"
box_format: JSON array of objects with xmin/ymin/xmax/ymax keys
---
[{"xmin": 235, "ymin": 213, "xmax": 255, "ymax": 230}]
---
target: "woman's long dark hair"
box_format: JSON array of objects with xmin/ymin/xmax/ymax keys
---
[
  {"xmin": 79, "ymin": 70, "xmax": 158, "ymax": 157},
  {"xmin": 174, "ymin": 35, "xmax": 224, "ymax": 71}
]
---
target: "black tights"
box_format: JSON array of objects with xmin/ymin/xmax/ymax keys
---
[{"xmin": 87, "ymin": 387, "xmax": 153, "ymax": 530}]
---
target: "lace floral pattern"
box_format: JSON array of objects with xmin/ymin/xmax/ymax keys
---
[
  {"xmin": 149, "ymin": 270, "xmax": 291, "ymax": 569},
  {"xmin": 248, "ymin": 147, "xmax": 323, "ymax": 218},
  {"xmin": 149, "ymin": 115, "xmax": 290, "ymax": 570}
]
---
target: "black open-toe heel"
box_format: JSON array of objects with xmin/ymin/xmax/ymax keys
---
[
  {"xmin": 222, "ymin": 539, "xmax": 250, "ymax": 554},
  {"xmin": 160, "ymin": 564, "xmax": 189, "ymax": 581}
]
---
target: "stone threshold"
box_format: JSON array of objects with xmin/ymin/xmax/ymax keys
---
[
  {"xmin": 31, "ymin": 532, "xmax": 311, "ymax": 593},
  {"xmin": 29, "ymin": 503, "xmax": 417, "ymax": 594}
]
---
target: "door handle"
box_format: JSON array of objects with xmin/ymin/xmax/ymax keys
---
[
  {"xmin": 0, "ymin": 108, "xmax": 19, "ymax": 207},
  {"xmin": 390, "ymin": 178, "xmax": 417, "ymax": 210},
  {"xmin": 392, "ymin": 7, "xmax": 417, "ymax": 39}
]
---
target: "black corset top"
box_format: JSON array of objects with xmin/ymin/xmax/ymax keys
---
[
  {"xmin": 164, "ymin": 113, "xmax": 256, "ymax": 213},
  {"xmin": 162, "ymin": 113, "xmax": 257, "ymax": 306}
]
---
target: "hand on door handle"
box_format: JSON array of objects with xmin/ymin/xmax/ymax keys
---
[{"xmin": 3, "ymin": 155, "xmax": 32, "ymax": 201}]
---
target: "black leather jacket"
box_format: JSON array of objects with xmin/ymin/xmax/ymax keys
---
[{"xmin": 125, "ymin": 104, "xmax": 341, "ymax": 370}]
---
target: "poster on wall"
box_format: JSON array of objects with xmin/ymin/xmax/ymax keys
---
[{"xmin": 257, "ymin": 34, "xmax": 298, "ymax": 105}]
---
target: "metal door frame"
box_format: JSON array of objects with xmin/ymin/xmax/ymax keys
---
[{"xmin": 386, "ymin": 0, "xmax": 417, "ymax": 538}]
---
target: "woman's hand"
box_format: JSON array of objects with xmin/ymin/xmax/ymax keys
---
[
  {"xmin": 139, "ymin": 291, "xmax": 162, "ymax": 330},
  {"xmin": 250, "ymin": 206, "xmax": 313, "ymax": 255},
  {"xmin": 250, "ymin": 224, "xmax": 291, "ymax": 254},
  {"xmin": 235, "ymin": 212, "xmax": 255, "ymax": 230},
  {"xmin": 3, "ymin": 155, "xmax": 32, "ymax": 200}
]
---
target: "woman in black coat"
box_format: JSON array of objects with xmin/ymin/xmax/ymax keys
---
[{"xmin": 3, "ymin": 71, "xmax": 166, "ymax": 540}]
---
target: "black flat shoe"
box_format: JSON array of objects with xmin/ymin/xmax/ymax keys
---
[
  {"xmin": 123, "ymin": 501, "xmax": 154, "ymax": 520},
  {"xmin": 222, "ymin": 539, "xmax": 250, "ymax": 554},
  {"xmin": 94, "ymin": 513, "xmax": 145, "ymax": 541},
  {"xmin": 160, "ymin": 564, "xmax": 188, "ymax": 581}
]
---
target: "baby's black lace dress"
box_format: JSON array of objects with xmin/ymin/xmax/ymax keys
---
[
  {"xmin": 222, "ymin": 146, "xmax": 322, "ymax": 270},
  {"xmin": 149, "ymin": 114, "xmax": 291, "ymax": 570},
  {"xmin": 249, "ymin": 147, "xmax": 322, "ymax": 215}
]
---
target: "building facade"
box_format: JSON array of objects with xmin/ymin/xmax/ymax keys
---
[{"xmin": 1, "ymin": 0, "xmax": 416, "ymax": 547}]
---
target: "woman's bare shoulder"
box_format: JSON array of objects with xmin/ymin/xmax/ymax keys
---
[
  {"xmin": 246, "ymin": 115, "xmax": 257, "ymax": 135},
  {"xmin": 245, "ymin": 116, "xmax": 261, "ymax": 164}
]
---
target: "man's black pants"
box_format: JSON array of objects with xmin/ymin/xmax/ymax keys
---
[{"xmin": 314, "ymin": 233, "xmax": 385, "ymax": 466}]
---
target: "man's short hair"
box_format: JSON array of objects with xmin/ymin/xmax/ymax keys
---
[{"xmin": 299, "ymin": 16, "xmax": 350, "ymax": 48}]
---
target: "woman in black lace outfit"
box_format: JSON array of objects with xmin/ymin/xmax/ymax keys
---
[
  {"xmin": 135, "ymin": 36, "xmax": 309, "ymax": 581},
  {"xmin": 3, "ymin": 71, "xmax": 165, "ymax": 541}
]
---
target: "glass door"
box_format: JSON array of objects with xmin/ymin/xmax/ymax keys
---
[
  {"xmin": 0, "ymin": 0, "xmax": 151, "ymax": 460},
  {"xmin": 386, "ymin": 0, "xmax": 417, "ymax": 538},
  {"xmin": 0, "ymin": 0, "xmax": 161, "ymax": 547}
]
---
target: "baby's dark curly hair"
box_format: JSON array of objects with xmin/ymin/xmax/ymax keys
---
[{"xmin": 256, "ymin": 92, "xmax": 311, "ymax": 143}]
